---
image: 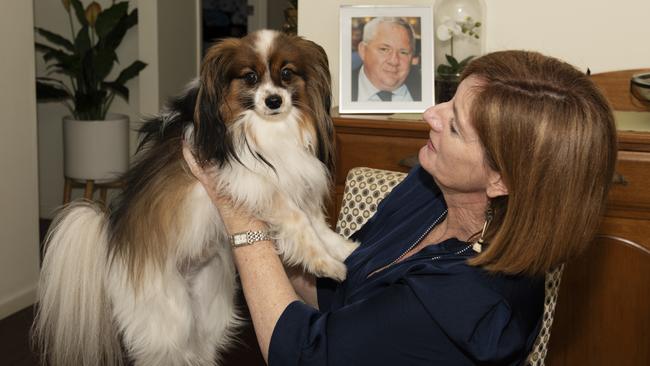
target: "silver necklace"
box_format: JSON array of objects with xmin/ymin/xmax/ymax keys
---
[
  {"xmin": 383, "ymin": 209, "xmax": 448, "ymax": 269},
  {"xmin": 431, "ymin": 242, "xmax": 474, "ymax": 261},
  {"xmin": 368, "ymin": 209, "xmax": 479, "ymax": 278}
]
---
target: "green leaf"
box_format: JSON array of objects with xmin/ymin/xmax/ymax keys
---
[
  {"xmin": 90, "ymin": 48, "xmax": 118, "ymax": 84},
  {"xmin": 35, "ymin": 27, "xmax": 74, "ymax": 51},
  {"xmin": 47, "ymin": 65, "xmax": 77, "ymax": 79},
  {"xmin": 103, "ymin": 81, "xmax": 129, "ymax": 101},
  {"xmin": 445, "ymin": 54, "xmax": 460, "ymax": 68},
  {"xmin": 37, "ymin": 76, "xmax": 69, "ymax": 88},
  {"xmin": 70, "ymin": 0, "xmax": 88, "ymax": 27},
  {"xmin": 98, "ymin": 9, "xmax": 138, "ymax": 52},
  {"xmin": 35, "ymin": 42, "xmax": 72, "ymax": 57},
  {"xmin": 74, "ymin": 90, "xmax": 108, "ymax": 120},
  {"xmin": 42, "ymin": 48, "xmax": 77, "ymax": 70},
  {"xmin": 95, "ymin": 2, "xmax": 129, "ymax": 39},
  {"xmin": 75, "ymin": 26, "xmax": 91, "ymax": 55},
  {"xmin": 36, "ymin": 80, "xmax": 72, "ymax": 102},
  {"xmin": 458, "ymin": 55, "xmax": 475, "ymax": 67},
  {"xmin": 114, "ymin": 60, "xmax": 147, "ymax": 84},
  {"xmin": 437, "ymin": 64, "xmax": 453, "ymax": 75}
]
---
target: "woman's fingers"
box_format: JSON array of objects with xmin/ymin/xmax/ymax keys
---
[
  {"xmin": 180, "ymin": 140, "xmax": 267, "ymax": 233},
  {"xmin": 181, "ymin": 142, "xmax": 205, "ymax": 180}
]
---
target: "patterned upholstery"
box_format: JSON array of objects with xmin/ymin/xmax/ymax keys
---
[{"xmin": 335, "ymin": 167, "xmax": 564, "ymax": 365}]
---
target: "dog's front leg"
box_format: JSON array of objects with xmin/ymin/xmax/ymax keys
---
[
  {"xmin": 261, "ymin": 194, "xmax": 348, "ymax": 281},
  {"xmin": 308, "ymin": 211, "xmax": 359, "ymax": 262}
]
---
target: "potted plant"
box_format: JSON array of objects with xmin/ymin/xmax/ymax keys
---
[
  {"xmin": 35, "ymin": 0, "xmax": 146, "ymax": 181},
  {"xmin": 434, "ymin": 11, "xmax": 482, "ymax": 103},
  {"xmin": 283, "ymin": 0, "xmax": 298, "ymax": 35}
]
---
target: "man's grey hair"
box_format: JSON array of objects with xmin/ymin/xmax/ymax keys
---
[{"xmin": 362, "ymin": 17, "xmax": 416, "ymax": 53}]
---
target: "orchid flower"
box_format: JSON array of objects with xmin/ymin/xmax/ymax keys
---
[{"xmin": 436, "ymin": 16, "xmax": 461, "ymax": 42}]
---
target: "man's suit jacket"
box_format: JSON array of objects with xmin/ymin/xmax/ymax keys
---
[{"xmin": 351, "ymin": 65, "xmax": 422, "ymax": 102}]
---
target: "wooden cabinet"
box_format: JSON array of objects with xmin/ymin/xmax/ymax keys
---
[
  {"xmin": 331, "ymin": 69, "xmax": 650, "ymax": 366},
  {"xmin": 330, "ymin": 115, "xmax": 428, "ymax": 220}
]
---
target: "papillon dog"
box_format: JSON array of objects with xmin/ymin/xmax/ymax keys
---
[{"xmin": 34, "ymin": 29, "xmax": 357, "ymax": 366}]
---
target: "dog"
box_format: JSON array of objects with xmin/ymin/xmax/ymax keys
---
[{"xmin": 33, "ymin": 29, "xmax": 357, "ymax": 366}]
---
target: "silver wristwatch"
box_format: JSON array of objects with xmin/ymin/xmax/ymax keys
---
[{"xmin": 229, "ymin": 230, "xmax": 271, "ymax": 247}]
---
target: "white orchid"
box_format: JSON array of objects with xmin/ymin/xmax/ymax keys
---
[
  {"xmin": 436, "ymin": 15, "xmax": 482, "ymax": 76},
  {"xmin": 436, "ymin": 16, "xmax": 462, "ymax": 41}
]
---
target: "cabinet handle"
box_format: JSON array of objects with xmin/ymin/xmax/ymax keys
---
[{"xmin": 612, "ymin": 172, "xmax": 628, "ymax": 186}]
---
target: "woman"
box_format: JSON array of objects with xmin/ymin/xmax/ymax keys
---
[{"xmin": 184, "ymin": 50, "xmax": 617, "ymax": 365}]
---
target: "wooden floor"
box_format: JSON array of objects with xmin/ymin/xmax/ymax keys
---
[
  {"xmin": 0, "ymin": 303, "xmax": 265, "ymax": 366},
  {"xmin": 0, "ymin": 219, "xmax": 266, "ymax": 366}
]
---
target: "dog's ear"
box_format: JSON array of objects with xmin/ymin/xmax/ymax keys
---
[
  {"xmin": 193, "ymin": 39, "xmax": 240, "ymax": 167},
  {"xmin": 302, "ymin": 39, "xmax": 335, "ymax": 174}
]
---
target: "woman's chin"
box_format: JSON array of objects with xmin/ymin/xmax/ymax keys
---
[
  {"xmin": 418, "ymin": 146, "xmax": 434, "ymax": 171},
  {"xmin": 418, "ymin": 145, "xmax": 433, "ymax": 163}
]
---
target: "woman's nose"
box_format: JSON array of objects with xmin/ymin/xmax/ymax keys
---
[{"xmin": 423, "ymin": 105, "xmax": 444, "ymax": 132}]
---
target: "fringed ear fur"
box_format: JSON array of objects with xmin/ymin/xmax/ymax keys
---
[
  {"xmin": 302, "ymin": 39, "xmax": 335, "ymax": 174},
  {"xmin": 192, "ymin": 39, "xmax": 241, "ymax": 167}
]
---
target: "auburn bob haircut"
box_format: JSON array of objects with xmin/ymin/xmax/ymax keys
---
[{"xmin": 461, "ymin": 50, "xmax": 617, "ymax": 276}]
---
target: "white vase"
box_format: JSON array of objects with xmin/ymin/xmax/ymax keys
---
[{"xmin": 63, "ymin": 113, "xmax": 129, "ymax": 182}]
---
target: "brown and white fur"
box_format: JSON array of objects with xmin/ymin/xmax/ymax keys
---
[{"xmin": 33, "ymin": 30, "xmax": 357, "ymax": 366}]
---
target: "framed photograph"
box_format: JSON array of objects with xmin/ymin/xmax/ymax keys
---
[{"xmin": 339, "ymin": 5, "xmax": 433, "ymax": 114}]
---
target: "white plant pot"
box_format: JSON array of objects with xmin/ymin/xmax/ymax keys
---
[{"xmin": 63, "ymin": 113, "xmax": 129, "ymax": 182}]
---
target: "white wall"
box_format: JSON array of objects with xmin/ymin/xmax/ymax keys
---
[
  {"xmin": 0, "ymin": 0, "xmax": 41, "ymax": 319},
  {"xmin": 34, "ymin": 0, "xmax": 142, "ymax": 218},
  {"xmin": 299, "ymin": 0, "xmax": 650, "ymax": 107}
]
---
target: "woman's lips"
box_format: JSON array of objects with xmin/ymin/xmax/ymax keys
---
[{"xmin": 427, "ymin": 139, "xmax": 435, "ymax": 151}]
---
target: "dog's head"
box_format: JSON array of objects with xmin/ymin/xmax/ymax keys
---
[{"xmin": 191, "ymin": 30, "xmax": 334, "ymax": 172}]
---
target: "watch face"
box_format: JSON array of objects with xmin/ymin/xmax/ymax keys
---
[
  {"xmin": 230, "ymin": 230, "xmax": 270, "ymax": 247},
  {"xmin": 232, "ymin": 233, "xmax": 249, "ymax": 246}
]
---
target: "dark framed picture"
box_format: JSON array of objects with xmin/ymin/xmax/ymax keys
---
[{"xmin": 339, "ymin": 5, "xmax": 433, "ymax": 114}]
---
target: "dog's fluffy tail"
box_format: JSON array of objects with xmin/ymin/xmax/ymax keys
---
[{"xmin": 33, "ymin": 202, "xmax": 123, "ymax": 366}]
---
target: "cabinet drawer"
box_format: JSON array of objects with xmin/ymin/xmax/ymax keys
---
[{"xmin": 606, "ymin": 150, "xmax": 650, "ymax": 218}]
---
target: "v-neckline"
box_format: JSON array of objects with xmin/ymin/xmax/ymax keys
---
[{"xmin": 366, "ymin": 209, "xmax": 448, "ymax": 279}]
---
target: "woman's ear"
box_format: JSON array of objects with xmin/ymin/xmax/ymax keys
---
[{"xmin": 486, "ymin": 172, "xmax": 509, "ymax": 198}]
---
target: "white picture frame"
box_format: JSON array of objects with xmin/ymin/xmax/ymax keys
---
[{"xmin": 339, "ymin": 5, "xmax": 434, "ymax": 114}]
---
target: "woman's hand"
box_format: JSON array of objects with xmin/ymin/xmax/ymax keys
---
[
  {"xmin": 181, "ymin": 142, "xmax": 267, "ymax": 235},
  {"xmin": 182, "ymin": 141, "xmax": 306, "ymax": 362}
]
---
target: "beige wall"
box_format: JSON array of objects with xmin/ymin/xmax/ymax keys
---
[
  {"xmin": 299, "ymin": 0, "xmax": 650, "ymax": 108},
  {"xmin": 0, "ymin": 0, "xmax": 41, "ymax": 319},
  {"xmin": 157, "ymin": 0, "xmax": 200, "ymax": 109}
]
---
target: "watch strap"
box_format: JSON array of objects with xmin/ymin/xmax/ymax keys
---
[{"xmin": 229, "ymin": 230, "xmax": 271, "ymax": 247}]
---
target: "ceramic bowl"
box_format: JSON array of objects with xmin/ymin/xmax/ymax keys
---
[{"xmin": 631, "ymin": 72, "xmax": 650, "ymax": 102}]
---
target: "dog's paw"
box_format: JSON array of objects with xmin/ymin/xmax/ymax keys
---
[
  {"xmin": 341, "ymin": 239, "xmax": 360, "ymax": 259},
  {"xmin": 320, "ymin": 230, "xmax": 360, "ymax": 261},
  {"xmin": 310, "ymin": 256, "xmax": 347, "ymax": 282}
]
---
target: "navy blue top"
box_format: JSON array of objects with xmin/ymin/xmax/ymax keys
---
[{"xmin": 269, "ymin": 166, "xmax": 544, "ymax": 365}]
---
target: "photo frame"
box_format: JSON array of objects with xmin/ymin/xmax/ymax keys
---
[{"xmin": 339, "ymin": 5, "xmax": 433, "ymax": 114}]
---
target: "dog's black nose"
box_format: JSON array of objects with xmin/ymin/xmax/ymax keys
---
[{"xmin": 265, "ymin": 95, "xmax": 283, "ymax": 110}]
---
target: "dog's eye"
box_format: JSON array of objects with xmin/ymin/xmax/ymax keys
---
[
  {"xmin": 281, "ymin": 68, "xmax": 293, "ymax": 82},
  {"xmin": 243, "ymin": 72, "xmax": 258, "ymax": 85}
]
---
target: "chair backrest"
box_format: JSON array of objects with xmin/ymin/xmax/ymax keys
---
[{"xmin": 335, "ymin": 167, "xmax": 564, "ymax": 365}]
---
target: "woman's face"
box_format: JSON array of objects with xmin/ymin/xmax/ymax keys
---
[{"xmin": 418, "ymin": 76, "xmax": 499, "ymax": 196}]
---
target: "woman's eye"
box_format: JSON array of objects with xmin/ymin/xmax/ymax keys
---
[
  {"xmin": 449, "ymin": 117, "xmax": 458, "ymax": 134},
  {"xmin": 281, "ymin": 68, "xmax": 293, "ymax": 82},
  {"xmin": 244, "ymin": 72, "xmax": 258, "ymax": 85}
]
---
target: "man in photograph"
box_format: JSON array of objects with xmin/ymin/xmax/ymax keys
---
[{"xmin": 352, "ymin": 17, "xmax": 421, "ymax": 102}]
